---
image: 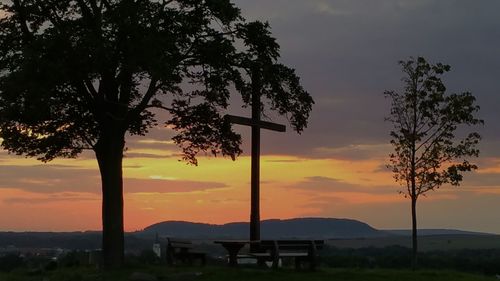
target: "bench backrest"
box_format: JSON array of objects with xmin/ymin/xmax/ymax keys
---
[
  {"xmin": 257, "ymin": 240, "xmax": 324, "ymax": 253},
  {"xmin": 167, "ymin": 238, "xmax": 194, "ymax": 252}
]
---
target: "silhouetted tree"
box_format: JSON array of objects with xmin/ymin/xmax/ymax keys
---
[
  {"xmin": 0, "ymin": 0, "xmax": 313, "ymax": 268},
  {"xmin": 385, "ymin": 57, "xmax": 482, "ymax": 269}
]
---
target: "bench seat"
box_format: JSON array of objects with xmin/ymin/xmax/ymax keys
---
[
  {"xmin": 237, "ymin": 240, "xmax": 324, "ymax": 270},
  {"xmin": 166, "ymin": 238, "xmax": 206, "ymax": 266}
]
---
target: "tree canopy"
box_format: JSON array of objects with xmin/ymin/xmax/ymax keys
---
[{"xmin": 386, "ymin": 57, "xmax": 482, "ymax": 198}]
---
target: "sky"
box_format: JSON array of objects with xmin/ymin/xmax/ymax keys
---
[{"xmin": 1, "ymin": 0, "xmax": 500, "ymax": 233}]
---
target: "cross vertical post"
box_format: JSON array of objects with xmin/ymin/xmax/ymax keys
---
[
  {"xmin": 225, "ymin": 70, "xmax": 286, "ymax": 246},
  {"xmin": 250, "ymin": 71, "xmax": 261, "ymax": 243}
]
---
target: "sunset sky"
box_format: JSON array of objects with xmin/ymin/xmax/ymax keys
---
[{"xmin": 1, "ymin": 0, "xmax": 500, "ymax": 233}]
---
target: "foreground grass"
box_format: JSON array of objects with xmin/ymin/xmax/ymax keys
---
[{"xmin": 0, "ymin": 266, "xmax": 495, "ymax": 281}]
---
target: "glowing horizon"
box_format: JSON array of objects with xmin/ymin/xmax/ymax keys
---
[{"xmin": 1, "ymin": 134, "xmax": 498, "ymax": 234}]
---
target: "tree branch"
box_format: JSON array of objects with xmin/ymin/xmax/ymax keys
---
[
  {"xmin": 84, "ymin": 79, "xmax": 100, "ymax": 100},
  {"xmin": 145, "ymin": 104, "xmax": 174, "ymax": 113},
  {"xmin": 12, "ymin": 0, "xmax": 33, "ymax": 41},
  {"xmin": 100, "ymin": 0, "xmax": 112, "ymax": 10},
  {"xmin": 415, "ymin": 121, "xmax": 450, "ymax": 161},
  {"xmin": 89, "ymin": 0, "xmax": 100, "ymax": 15},
  {"xmin": 36, "ymin": 2, "xmax": 63, "ymax": 30},
  {"xmin": 76, "ymin": 0, "xmax": 94, "ymax": 19},
  {"xmin": 161, "ymin": 0, "xmax": 175, "ymax": 8},
  {"xmin": 131, "ymin": 77, "xmax": 159, "ymax": 116},
  {"xmin": 81, "ymin": 133, "xmax": 97, "ymax": 150}
]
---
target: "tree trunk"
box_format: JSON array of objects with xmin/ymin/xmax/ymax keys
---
[
  {"xmin": 411, "ymin": 196, "xmax": 418, "ymax": 270},
  {"xmin": 94, "ymin": 125, "xmax": 126, "ymax": 269},
  {"xmin": 410, "ymin": 85, "xmax": 418, "ymax": 270}
]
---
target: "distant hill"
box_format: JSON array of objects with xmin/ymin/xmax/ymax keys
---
[
  {"xmin": 1, "ymin": 218, "xmax": 496, "ymax": 250},
  {"xmin": 139, "ymin": 218, "xmax": 386, "ymax": 239},
  {"xmin": 384, "ymin": 229, "xmax": 495, "ymax": 236}
]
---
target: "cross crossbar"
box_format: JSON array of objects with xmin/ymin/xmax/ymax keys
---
[{"xmin": 225, "ymin": 115, "xmax": 286, "ymax": 132}]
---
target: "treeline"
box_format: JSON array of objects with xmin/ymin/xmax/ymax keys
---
[
  {"xmin": 322, "ymin": 246, "xmax": 500, "ymax": 274},
  {"xmin": 0, "ymin": 232, "xmax": 101, "ymax": 249},
  {"xmin": 0, "ymin": 232, "xmax": 151, "ymax": 251}
]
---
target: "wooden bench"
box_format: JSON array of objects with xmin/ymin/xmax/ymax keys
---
[
  {"xmin": 166, "ymin": 238, "xmax": 206, "ymax": 266},
  {"xmin": 249, "ymin": 240, "xmax": 324, "ymax": 270}
]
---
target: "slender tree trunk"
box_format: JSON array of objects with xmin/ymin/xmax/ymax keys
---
[
  {"xmin": 94, "ymin": 124, "xmax": 126, "ymax": 269},
  {"xmin": 410, "ymin": 148, "xmax": 418, "ymax": 270},
  {"xmin": 411, "ymin": 195, "xmax": 418, "ymax": 270},
  {"xmin": 410, "ymin": 78, "xmax": 418, "ymax": 270}
]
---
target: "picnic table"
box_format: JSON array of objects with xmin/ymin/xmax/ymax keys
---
[
  {"xmin": 214, "ymin": 239, "xmax": 325, "ymax": 269},
  {"xmin": 214, "ymin": 240, "xmax": 259, "ymax": 266}
]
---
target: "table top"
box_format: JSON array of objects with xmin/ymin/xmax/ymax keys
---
[
  {"xmin": 214, "ymin": 240, "xmax": 260, "ymax": 244},
  {"xmin": 214, "ymin": 239, "xmax": 324, "ymax": 243},
  {"xmin": 260, "ymin": 239, "xmax": 325, "ymax": 244}
]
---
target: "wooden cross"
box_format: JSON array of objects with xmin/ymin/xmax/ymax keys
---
[{"xmin": 226, "ymin": 87, "xmax": 286, "ymax": 243}]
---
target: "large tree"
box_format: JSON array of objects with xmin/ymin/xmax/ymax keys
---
[
  {"xmin": 0, "ymin": 0, "xmax": 313, "ymax": 268},
  {"xmin": 385, "ymin": 57, "xmax": 482, "ymax": 269}
]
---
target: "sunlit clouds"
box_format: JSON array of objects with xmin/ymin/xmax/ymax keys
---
[{"xmin": 1, "ymin": 134, "xmax": 500, "ymax": 232}]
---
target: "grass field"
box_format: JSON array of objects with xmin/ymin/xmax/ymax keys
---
[{"xmin": 0, "ymin": 266, "xmax": 496, "ymax": 281}]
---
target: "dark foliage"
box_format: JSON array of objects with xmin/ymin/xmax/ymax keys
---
[
  {"xmin": 323, "ymin": 246, "xmax": 500, "ymax": 275},
  {"xmin": 385, "ymin": 57, "xmax": 482, "ymax": 268},
  {"xmin": 0, "ymin": 254, "xmax": 25, "ymax": 272}
]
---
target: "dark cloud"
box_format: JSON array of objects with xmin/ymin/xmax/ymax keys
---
[
  {"xmin": 265, "ymin": 159, "xmax": 302, "ymax": 163},
  {"xmin": 476, "ymin": 141, "xmax": 500, "ymax": 158},
  {"xmin": 0, "ymin": 165, "xmax": 100, "ymax": 193},
  {"xmin": 304, "ymin": 176, "xmax": 341, "ymax": 183},
  {"xmin": 228, "ymin": 0, "xmax": 500, "ymax": 160},
  {"xmin": 374, "ymin": 164, "xmax": 391, "ymax": 173},
  {"xmin": 310, "ymin": 144, "xmax": 392, "ymax": 161},
  {"xmin": 4, "ymin": 194, "xmax": 98, "ymax": 205},
  {"xmin": 286, "ymin": 176, "xmax": 395, "ymax": 193},
  {"xmin": 126, "ymin": 134, "xmax": 177, "ymax": 150},
  {"xmin": 123, "ymin": 164, "xmax": 144, "ymax": 169},
  {"xmin": 462, "ymin": 173, "xmax": 500, "ymax": 188},
  {"xmin": 123, "ymin": 153, "xmax": 177, "ymax": 159},
  {"xmin": 209, "ymin": 198, "xmax": 249, "ymax": 204},
  {"xmin": 124, "ymin": 178, "xmax": 227, "ymax": 193}
]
